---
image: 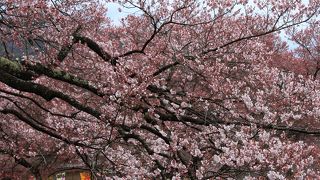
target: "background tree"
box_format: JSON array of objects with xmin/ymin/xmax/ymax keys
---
[
  {"xmin": 0, "ymin": 0, "xmax": 320, "ymax": 179},
  {"xmin": 289, "ymin": 20, "xmax": 320, "ymax": 79}
]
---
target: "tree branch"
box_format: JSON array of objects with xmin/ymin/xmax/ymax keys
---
[
  {"xmin": 24, "ymin": 62, "xmax": 103, "ymax": 96},
  {"xmin": 0, "ymin": 70, "xmax": 101, "ymax": 118},
  {"xmin": 0, "ymin": 108, "xmax": 96, "ymax": 149}
]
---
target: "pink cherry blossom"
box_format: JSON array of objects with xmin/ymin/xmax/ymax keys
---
[{"xmin": 0, "ymin": 0, "xmax": 320, "ymax": 179}]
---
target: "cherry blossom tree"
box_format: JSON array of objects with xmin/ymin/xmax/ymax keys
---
[
  {"xmin": 289, "ymin": 20, "xmax": 320, "ymax": 79},
  {"xmin": 0, "ymin": 0, "xmax": 320, "ymax": 179}
]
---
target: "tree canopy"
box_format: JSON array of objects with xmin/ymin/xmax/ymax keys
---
[{"xmin": 0, "ymin": 0, "xmax": 320, "ymax": 179}]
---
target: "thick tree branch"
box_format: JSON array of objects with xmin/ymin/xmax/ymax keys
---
[
  {"xmin": 140, "ymin": 124, "xmax": 171, "ymax": 144},
  {"xmin": 73, "ymin": 35, "xmax": 114, "ymax": 64},
  {"xmin": 57, "ymin": 26, "xmax": 81, "ymax": 62},
  {"xmin": 1, "ymin": 57, "xmax": 102, "ymax": 96},
  {"xmin": 152, "ymin": 61, "xmax": 179, "ymax": 77},
  {"xmin": 57, "ymin": 27, "xmax": 115, "ymax": 65},
  {"xmin": 118, "ymin": 129, "xmax": 154, "ymax": 155},
  {"xmin": 24, "ymin": 62, "xmax": 103, "ymax": 96},
  {"xmin": 0, "ymin": 70, "xmax": 101, "ymax": 118},
  {"xmin": 0, "ymin": 88, "xmax": 78, "ymax": 118},
  {"xmin": 0, "ymin": 108, "xmax": 96, "ymax": 149},
  {"xmin": 0, "ymin": 57, "xmax": 34, "ymax": 80}
]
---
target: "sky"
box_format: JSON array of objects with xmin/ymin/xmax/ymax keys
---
[
  {"xmin": 106, "ymin": 3, "xmax": 124, "ymax": 24},
  {"xmin": 106, "ymin": 2, "xmax": 139, "ymax": 25}
]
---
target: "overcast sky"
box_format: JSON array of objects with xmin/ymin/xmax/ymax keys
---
[{"xmin": 106, "ymin": 2, "xmax": 138, "ymax": 25}]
